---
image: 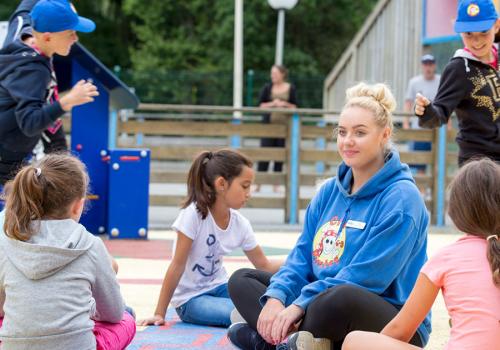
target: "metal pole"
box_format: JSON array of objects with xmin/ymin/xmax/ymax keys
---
[
  {"xmin": 232, "ymin": 0, "xmax": 243, "ymax": 147},
  {"xmin": 275, "ymin": 9, "xmax": 285, "ymax": 65},
  {"xmin": 233, "ymin": 0, "xmax": 243, "ymax": 117}
]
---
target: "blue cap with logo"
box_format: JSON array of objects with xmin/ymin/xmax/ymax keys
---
[
  {"xmin": 455, "ymin": 0, "xmax": 498, "ymax": 33},
  {"xmin": 31, "ymin": 0, "xmax": 95, "ymax": 33}
]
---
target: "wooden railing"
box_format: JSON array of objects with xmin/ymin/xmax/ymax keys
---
[{"xmin": 65, "ymin": 105, "xmax": 459, "ymax": 225}]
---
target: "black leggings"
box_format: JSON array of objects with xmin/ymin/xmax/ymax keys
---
[
  {"xmin": 228, "ymin": 268, "xmax": 423, "ymax": 350},
  {"xmin": 257, "ymin": 137, "xmax": 285, "ymax": 173}
]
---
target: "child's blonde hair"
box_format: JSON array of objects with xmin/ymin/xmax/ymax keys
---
[
  {"xmin": 448, "ymin": 158, "xmax": 500, "ymax": 286},
  {"xmin": 3, "ymin": 153, "xmax": 89, "ymax": 241}
]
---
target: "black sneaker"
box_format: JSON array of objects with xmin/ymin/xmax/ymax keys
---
[{"xmin": 227, "ymin": 322, "xmax": 276, "ymax": 350}]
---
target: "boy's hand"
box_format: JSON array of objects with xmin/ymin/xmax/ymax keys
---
[
  {"xmin": 60, "ymin": 79, "xmax": 99, "ymax": 112},
  {"xmin": 414, "ymin": 93, "xmax": 430, "ymax": 116},
  {"xmin": 137, "ymin": 315, "xmax": 165, "ymax": 326}
]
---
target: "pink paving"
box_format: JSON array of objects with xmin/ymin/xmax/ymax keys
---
[{"xmin": 104, "ymin": 239, "xmax": 173, "ymax": 260}]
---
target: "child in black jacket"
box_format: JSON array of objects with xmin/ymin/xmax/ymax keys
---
[
  {"xmin": 415, "ymin": 0, "xmax": 500, "ymax": 166},
  {"xmin": 0, "ymin": 0, "xmax": 98, "ymax": 186}
]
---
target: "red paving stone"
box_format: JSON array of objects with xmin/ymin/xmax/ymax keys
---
[{"xmin": 104, "ymin": 239, "xmax": 173, "ymax": 260}]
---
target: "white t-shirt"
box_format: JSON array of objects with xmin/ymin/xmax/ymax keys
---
[
  {"xmin": 170, "ymin": 202, "xmax": 258, "ymax": 307},
  {"xmin": 405, "ymin": 74, "xmax": 441, "ymax": 128}
]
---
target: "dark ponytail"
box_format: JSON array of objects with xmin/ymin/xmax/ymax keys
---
[
  {"xmin": 182, "ymin": 149, "xmax": 252, "ymax": 219},
  {"xmin": 3, "ymin": 153, "xmax": 89, "ymax": 241},
  {"xmin": 447, "ymin": 158, "xmax": 500, "ymax": 286},
  {"xmin": 487, "ymin": 235, "xmax": 500, "ymax": 286}
]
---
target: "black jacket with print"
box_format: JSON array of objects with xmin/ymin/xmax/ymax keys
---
[
  {"xmin": 0, "ymin": 40, "xmax": 65, "ymax": 184},
  {"xmin": 418, "ymin": 49, "xmax": 500, "ymax": 164}
]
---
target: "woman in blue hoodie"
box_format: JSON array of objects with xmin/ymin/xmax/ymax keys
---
[{"xmin": 227, "ymin": 83, "xmax": 430, "ymax": 350}]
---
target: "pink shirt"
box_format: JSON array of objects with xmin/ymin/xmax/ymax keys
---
[{"xmin": 421, "ymin": 235, "xmax": 500, "ymax": 350}]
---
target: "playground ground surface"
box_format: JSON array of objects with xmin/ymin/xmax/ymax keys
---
[{"xmin": 108, "ymin": 226, "xmax": 459, "ymax": 349}]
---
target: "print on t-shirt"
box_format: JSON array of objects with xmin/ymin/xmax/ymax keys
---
[{"xmin": 191, "ymin": 233, "xmax": 221, "ymax": 279}]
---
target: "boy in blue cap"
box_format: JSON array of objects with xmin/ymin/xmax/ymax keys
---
[
  {"xmin": 0, "ymin": 0, "xmax": 98, "ymax": 195},
  {"xmin": 414, "ymin": 0, "xmax": 500, "ymax": 166}
]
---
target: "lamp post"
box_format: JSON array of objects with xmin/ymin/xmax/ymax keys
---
[
  {"xmin": 232, "ymin": 0, "xmax": 243, "ymax": 147},
  {"xmin": 267, "ymin": 0, "xmax": 298, "ymax": 65}
]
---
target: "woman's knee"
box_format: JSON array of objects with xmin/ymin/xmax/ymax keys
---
[
  {"xmin": 228, "ymin": 268, "xmax": 256, "ymax": 297},
  {"xmin": 308, "ymin": 284, "xmax": 362, "ymax": 317}
]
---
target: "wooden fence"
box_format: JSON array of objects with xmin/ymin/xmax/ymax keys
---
[{"xmin": 66, "ymin": 104, "xmax": 458, "ymax": 225}]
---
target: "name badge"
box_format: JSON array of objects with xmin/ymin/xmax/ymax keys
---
[{"xmin": 346, "ymin": 220, "xmax": 366, "ymax": 230}]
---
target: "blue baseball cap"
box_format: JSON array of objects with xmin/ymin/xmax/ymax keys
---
[
  {"xmin": 31, "ymin": 0, "xmax": 95, "ymax": 33},
  {"xmin": 455, "ymin": 0, "xmax": 498, "ymax": 33}
]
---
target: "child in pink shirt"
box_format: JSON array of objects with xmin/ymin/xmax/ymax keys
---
[{"xmin": 342, "ymin": 158, "xmax": 500, "ymax": 350}]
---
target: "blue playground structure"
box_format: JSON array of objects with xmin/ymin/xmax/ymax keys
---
[{"xmin": 53, "ymin": 43, "xmax": 150, "ymax": 239}]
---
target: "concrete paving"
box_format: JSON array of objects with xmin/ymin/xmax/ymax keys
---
[{"xmin": 113, "ymin": 227, "xmax": 460, "ymax": 349}]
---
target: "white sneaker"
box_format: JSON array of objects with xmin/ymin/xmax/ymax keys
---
[
  {"xmin": 230, "ymin": 308, "xmax": 246, "ymax": 324},
  {"xmin": 287, "ymin": 331, "xmax": 331, "ymax": 350}
]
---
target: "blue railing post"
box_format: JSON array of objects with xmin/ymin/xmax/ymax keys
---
[
  {"xmin": 316, "ymin": 119, "xmax": 326, "ymax": 174},
  {"xmin": 436, "ymin": 125, "xmax": 447, "ymax": 226},
  {"xmin": 136, "ymin": 116, "xmax": 144, "ymax": 147},
  {"xmin": 231, "ymin": 117, "xmax": 241, "ymax": 148},
  {"xmin": 287, "ymin": 113, "xmax": 300, "ymax": 224},
  {"xmin": 109, "ymin": 109, "xmax": 118, "ymax": 149}
]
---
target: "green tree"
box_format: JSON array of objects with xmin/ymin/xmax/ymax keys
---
[
  {"xmin": 72, "ymin": 0, "xmax": 133, "ymax": 69},
  {"xmin": 2, "ymin": 0, "xmax": 378, "ymax": 106},
  {"xmin": 123, "ymin": 0, "xmax": 376, "ymax": 75},
  {"xmin": 0, "ymin": 2, "xmax": 17, "ymax": 24},
  {"xmin": 122, "ymin": 0, "xmax": 377, "ymax": 106}
]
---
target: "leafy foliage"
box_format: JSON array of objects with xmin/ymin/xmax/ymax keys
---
[{"xmin": 1, "ymin": 0, "xmax": 378, "ymax": 106}]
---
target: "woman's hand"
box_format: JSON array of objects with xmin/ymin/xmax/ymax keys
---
[
  {"xmin": 257, "ymin": 298, "xmax": 285, "ymax": 344},
  {"xmin": 271, "ymin": 304, "xmax": 304, "ymax": 344},
  {"xmin": 274, "ymin": 99, "xmax": 288, "ymax": 108},
  {"xmin": 271, "ymin": 98, "xmax": 281, "ymax": 107}
]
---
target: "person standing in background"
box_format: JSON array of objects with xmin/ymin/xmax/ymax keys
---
[
  {"xmin": 256, "ymin": 65, "xmax": 297, "ymax": 192},
  {"xmin": 403, "ymin": 54, "xmax": 441, "ymax": 175}
]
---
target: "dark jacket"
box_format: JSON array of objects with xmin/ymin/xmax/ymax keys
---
[
  {"xmin": 418, "ymin": 49, "xmax": 500, "ymax": 164},
  {"xmin": 0, "ymin": 41, "xmax": 64, "ymax": 152},
  {"xmin": 258, "ymin": 82, "xmax": 298, "ymax": 123},
  {"xmin": 0, "ymin": 0, "xmax": 65, "ymax": 184}
]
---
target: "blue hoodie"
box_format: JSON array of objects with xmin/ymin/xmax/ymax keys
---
[{"xmin": 263, "ymin": 151, "xmax": 431, "ymax": 344}]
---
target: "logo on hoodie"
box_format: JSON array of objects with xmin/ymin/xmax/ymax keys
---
[{"xmin": 312, "ymin": 217, "xmax": 346, "ymax": 267}]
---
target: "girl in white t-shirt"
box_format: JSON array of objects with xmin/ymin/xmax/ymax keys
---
[{"xmin": 139, "ymin": 149, "xmax": 281, "ymax": 327}]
